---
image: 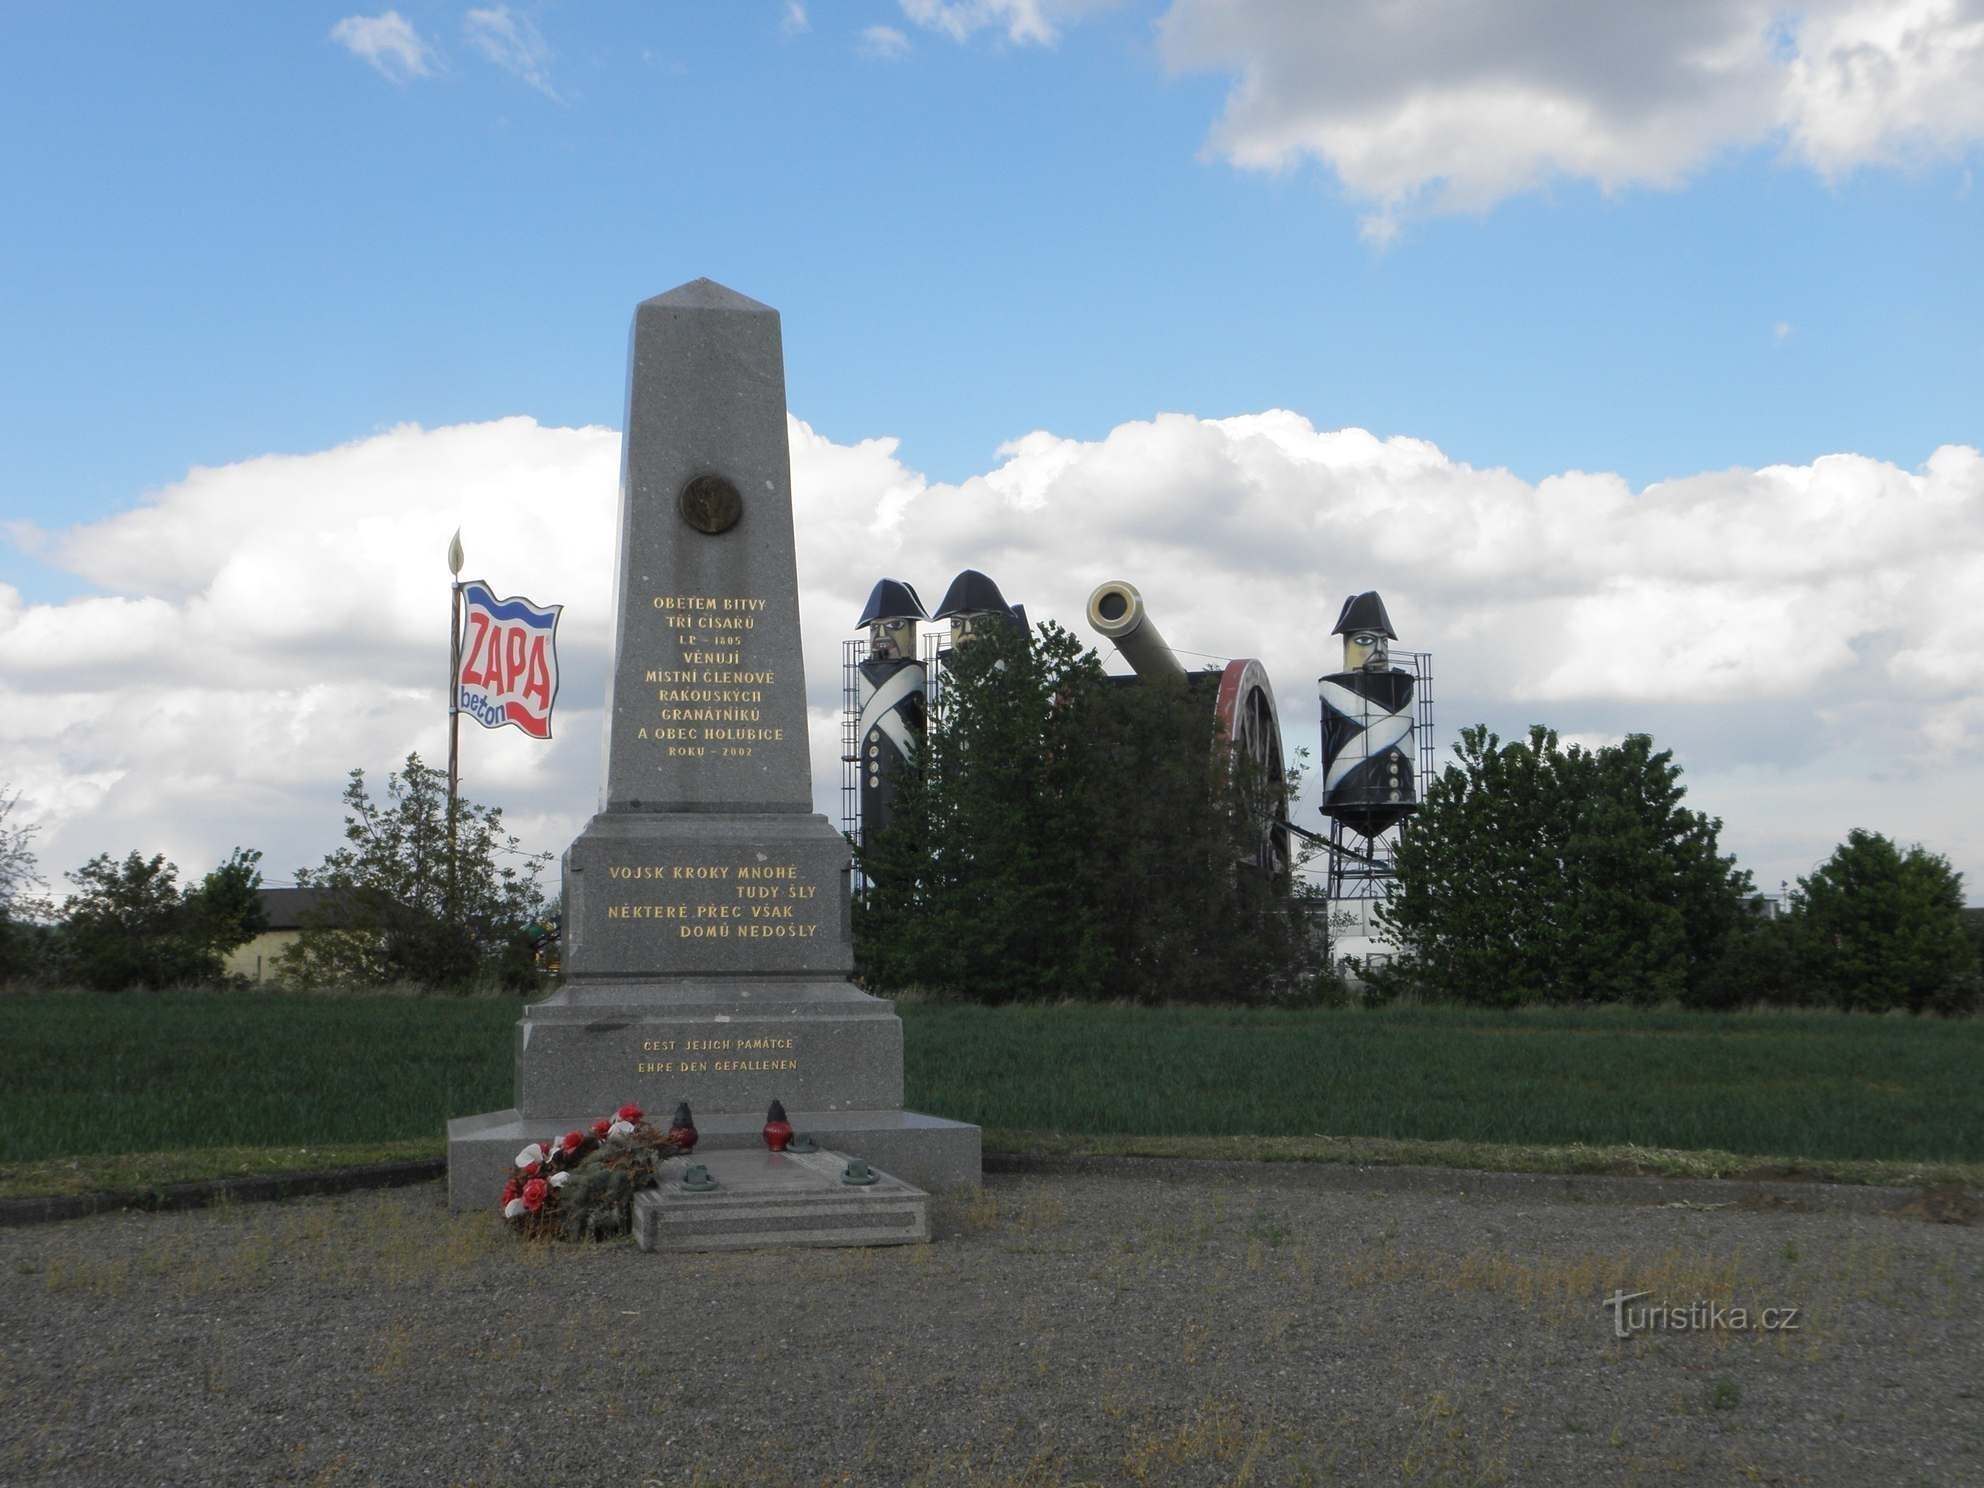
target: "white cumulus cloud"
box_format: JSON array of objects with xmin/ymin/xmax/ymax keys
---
[
  {"xmin": 1155, "ymin": 0, "xmax": 1984, "ymax": 236},
  {"xmin": 4, "ymin": 414, "xmax": 1980, "ymax": 907},
  {"xmin": 1781, "ymin": 0, "xmax": 1984, "ymax": 176},
  {"xmin": 329, "ymin": 11, "xmax": 436, "ymax": 84}
]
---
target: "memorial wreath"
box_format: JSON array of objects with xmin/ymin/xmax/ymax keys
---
[{"xmin": 498, "ymin": 1103, "xmax": 682, "ymax": 1241}]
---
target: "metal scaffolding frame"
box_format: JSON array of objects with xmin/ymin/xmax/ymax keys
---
[{"xmin": 839, "ymin": 637, "xmax": 869, "ymax": 847}]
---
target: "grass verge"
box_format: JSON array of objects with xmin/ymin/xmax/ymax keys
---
[
  {"xmin": 0, "ymin": 1138, "xmax": 444, "ymax": 1200},
  {"xmin": 979, "ymin": 1129, "xmax": 1984, "ymax": 1190},
  {"xmin": 5, "ymin": 1130, "xmax": 1976, "ymax": 1205}
]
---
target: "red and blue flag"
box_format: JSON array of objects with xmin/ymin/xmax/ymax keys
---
[{"xmin": 457, "ymin": 581, "xmax": 562, "ymax": 739}]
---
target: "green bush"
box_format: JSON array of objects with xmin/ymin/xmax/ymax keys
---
[
  {"xmin": 854, "ymin": 620, "xmax": 1319, "ymax": 1004},
  {"xmin": 48, "ymin": 848, "xmax": 266, "ymax": 991},
  {"xmin": 1793, "ymin": 829, "xmax": 1976, "ymax": 1015},
  {"xmin": 1376, "ymin": 726, "xmax": 1751, "ymax": 1007}
]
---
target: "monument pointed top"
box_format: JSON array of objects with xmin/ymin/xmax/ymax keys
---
[{"xmin": 641, "ymin": 277, "xmax": 776, "ymax": 314}]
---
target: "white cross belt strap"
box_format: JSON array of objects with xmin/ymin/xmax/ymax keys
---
[
  {"xmin": 1319, "ymin": 679, "xmax": 1412, "ymax": 794},
  {"xmin": 857, "ymin": 664, "xmax": 925, "ymax": 761}
]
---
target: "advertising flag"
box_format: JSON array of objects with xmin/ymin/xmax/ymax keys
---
[{"xmin": 457, "ymin": 581, "xmax": 562, "ymax": 739}]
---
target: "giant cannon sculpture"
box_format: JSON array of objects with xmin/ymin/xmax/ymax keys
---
[
  {"xmin": 842, "ymin": 571, "xmax": 1293, "ymax": 882},
  {"xmin": 1085, "ymin": 579, "xmax": 1291, "ymax": 878}
]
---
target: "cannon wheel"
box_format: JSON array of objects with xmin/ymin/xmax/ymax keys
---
[{"xmin": 1214, "ymin": 658, "xmax": 1290, "ymax": 877}]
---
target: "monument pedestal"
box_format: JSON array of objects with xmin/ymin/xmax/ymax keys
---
[
  {"xmin": 634, "ymin": 1148, "xmax": 928, "ymax": 1252},
  {"xmin": 446, "ymin": 279, "xmax": 979, "ymax": 1218},
  {"xmin": 448, "ymin": 1106, "xmax": 975, "ymax": 1213}
]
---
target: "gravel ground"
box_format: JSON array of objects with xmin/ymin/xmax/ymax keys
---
[{"xmin": 0, "ymin": 1165, "xmax": 1977, "ymax": 1488}]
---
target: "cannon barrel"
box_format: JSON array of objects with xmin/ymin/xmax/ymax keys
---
[{"xmin": 1085, "ymin": 580, "xmax": 1187, "ymax": 684}]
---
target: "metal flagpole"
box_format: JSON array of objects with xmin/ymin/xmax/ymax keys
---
[{"xmin": 446, "ymin": 528, "xmax": 465, "ymax": 921}]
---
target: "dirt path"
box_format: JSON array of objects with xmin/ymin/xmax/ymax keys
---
[{"xmin": 0, "ymin": 1166, "xmax": 1977, "ymax": 1486}]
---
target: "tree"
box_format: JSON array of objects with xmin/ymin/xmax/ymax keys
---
[
  {"xmin": 1693, "ymin": 909, "xmax": 1808, "ymax": 1010},
  {"xmin": 853, "ymin": 620, "xmax": 1319, "ymax": 1004},
  {"xmin": 1792, "ymin": 829, "xmax": 1975, "ymax": 1014},
  {"xmin": 186, "ymin": 847, "xmax": 271, "ymax": 957},
  {"xmin": 0, "ymin": 785, "xmax": 50, "ymax": 979},
  {"xmin": 55, "ymin": 847, "xmax": 267, "ymax": 990},
  {"xmin": 1375, "ymin": 725, "xmax": 1752, "ymax": 1006},
  {"xmin": 0, "ymin": 785, "xmax": 42, "ymax": 909},
  {"xmin": 279, "ymin": 752, "xmax": 551, "ymax": 991}
]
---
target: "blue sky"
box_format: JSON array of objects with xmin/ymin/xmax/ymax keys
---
[
  {"xmin": 3, "ymin": 1, "xmax": 1982, "ymax": 904},
  {"xmin": 6, "ymin": 1, "xmax": 1977, "ymax": 604}
]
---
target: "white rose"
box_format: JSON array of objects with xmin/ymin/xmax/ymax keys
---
[
  {"xmin": 607, "ymin": 1120, "xmax": 635, "ymax": 1138},
  {"xmin": 502, "ymin": 1198, "xmax": 527, "ymax": 1219},
  {"xmin": 515, "ymin": 1143, "xmax": 546, "ymax": 1168},
  {"xmin": 549, "ymin": 1171, "xmax": 571, "ymax": 1188}
]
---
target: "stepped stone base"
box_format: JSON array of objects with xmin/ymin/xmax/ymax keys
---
[
  {"xmin": 446, "ymin": 1105, "xmax": 979, "ymax": 1213},
  {"xmin": 634, "ymin": 1148, "xmax": 927, "ymax": 1252},
  {"xmin": 511, "ymin": 980, "xmax": 905, "ymax": 1117}
]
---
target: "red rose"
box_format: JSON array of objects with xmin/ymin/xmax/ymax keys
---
[
  {"xmin": 522, "ymin": 1161, "xmax": 541, "ymax": 1178},
  {"xmin": 522, "ymin": 1178, "xmax": 549, "ymax": 1212},
  {"xmin": 560, "ymin": 1130, "xmax": 585, "ymax": 1156},
  {"xmin": 591, "ymin": 1118, "xmax": 611, "ymax": 1137},
  {"xmin": 501, "ymin": 1176, "xmax": 520, "ymax": 1203},
  {"xmin": 616, "ymin": 1103, "xmax": 643, "ymax": 1124}
]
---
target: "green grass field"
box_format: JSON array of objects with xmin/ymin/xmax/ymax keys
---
[
  {"xmin": 902, "ymin": 1002, "xmax": 1984, "ymax": 1164},
  {"xmin": 0, "ymin": 992, "xmax": 515, "ymax": 1157},
  {"xmin": 1, "ymin": 993, "xmax": 1978, "ymax": 1194}
]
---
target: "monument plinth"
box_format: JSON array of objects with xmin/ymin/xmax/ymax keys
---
[{"xmin": 447, "ymin": 280, "xmax": 980, "ymax": 1211}]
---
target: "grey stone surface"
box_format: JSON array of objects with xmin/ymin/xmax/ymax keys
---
[
  {"xmin": 561, "ymin": 810, "xmax": 853, "ymax": 983},
  {"xmin": 668, "ymin": 1108, "xmax": 981, "ymax": 1192},
  {"xmin": 604, "ymin": 278, "xmax": 812, "ymax": 815},
  {"xmin": 448, "ymin": 278, "xmax": 979, "ymax": 1212},
  {"xmin": 633, "ymin": 1148, "xmax": 929, "ymax": 1251},
  {"xmin": 447, "ymin": 1107, "xmax": 980, "ymax": 1212},
  {"xmin": 512, "ymin": 995, "xmax": 904, "ymax": 1116}
]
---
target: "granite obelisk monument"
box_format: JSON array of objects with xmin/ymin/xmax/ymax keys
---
[{"xmin": 447, "ymin": 280, "xmax": 980, "ymax": 1208}]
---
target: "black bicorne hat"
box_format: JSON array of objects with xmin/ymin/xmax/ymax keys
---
[
  {"xmin": 1331, "ymin": 591, "xmax": 1397, "ymax": 639},
  {"xmin": 856, "ymin": 578, "xmax": 928, "ymax": 629},
  {"xmin": 933, "ymin": 569, "xmax": 1016, "ymax": 621}
]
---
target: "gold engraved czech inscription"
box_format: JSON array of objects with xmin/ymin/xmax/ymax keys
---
[
  {"xmin": 634, "ymin": 1034, "xmax": 799, "ymax": 1077},
  {"xmin": 610, "ymin": 858, "xmax": 822, "ymax": 1078},
  {"xmin": 638, "ymin": 593, "xmax": 784, "ymax": 757},
  {"xmin": 604, "ymin": 862, "xmax": 822, "ymax": 941}
]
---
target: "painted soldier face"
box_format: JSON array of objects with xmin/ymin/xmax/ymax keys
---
[
  {"xmin": 950, "ymin": 611, "xmax": 985, "ymax": 648},
  {"xmin": 1345, "ymin": 629, "xmax": 1390, "ymax": 671},
  {"xmin": 869, "ymin": 615, "xmax": 917, "ymax": 661}
]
